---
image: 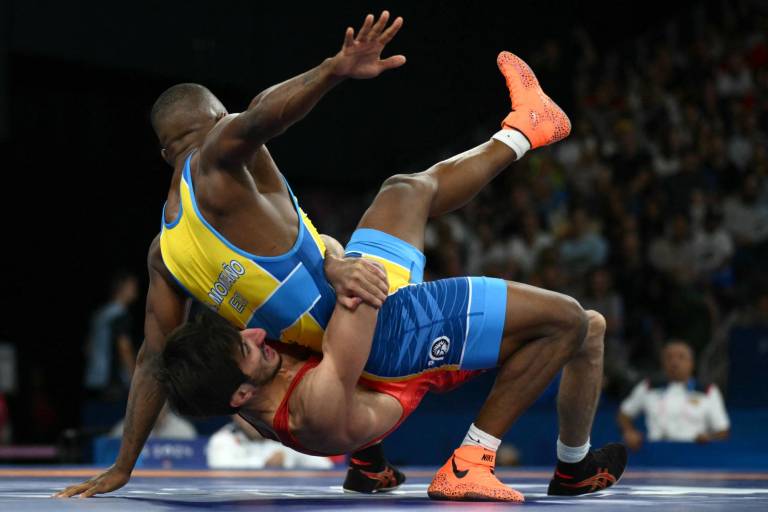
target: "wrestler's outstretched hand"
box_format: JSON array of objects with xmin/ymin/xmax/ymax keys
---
[
  {"xmin": 331, "ymin": 11, "xmax": 405, "ymax": 79},
  {"xmin": 54, "ymin": 465, "xmax": 130, "ymax": 498}
]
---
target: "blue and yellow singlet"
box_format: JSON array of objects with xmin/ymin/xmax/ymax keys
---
[{"xmin": 159, "ymin": 154, "xmax": 335, "ymax": 351}]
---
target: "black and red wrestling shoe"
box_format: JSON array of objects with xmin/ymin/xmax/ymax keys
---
[
  {"xmin": 342, "ymin": 444, "xmax": 406, "ymax": 494},
  {"xmin": 547, "ymin": 443, "xmax": 627, "ymax": 496}
]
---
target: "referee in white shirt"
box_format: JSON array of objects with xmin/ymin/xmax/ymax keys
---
[{"xmin": 617, "ymin": 340, "xmax": 730, "ymax": 451}]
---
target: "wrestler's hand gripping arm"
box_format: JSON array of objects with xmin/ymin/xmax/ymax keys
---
[{"xmin": 321, "ymin": 234, "xmax": 389, "ymax": 309}]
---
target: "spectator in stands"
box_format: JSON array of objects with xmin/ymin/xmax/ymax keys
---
[
  {"xmin": 508, "ymin": 209, "xmax": 554, "ymax": 277},
  {"xmin": 707, "ymin": 134, "xmax": 741, "ymax": 195},
  {"xmin": 651, "ymin": 129, "xmax": 684, "ymax": 178},
  {"xmin": 610, "ymin": 120, "xmax": 652, "ymax": 184},
  {"xmin": 617, "ymin": 340, "xmax": 730, "ymax": 452},
  {"xmin": 724, "ymin": 173, "xmax": 768, "ymax": 250},
  {"xmin": 692, "ymin": 208, "xmax": 735, "ymax": 287},
  {"xmin": 554, "ymin": 119, "xmax": 599, "ymax": 178},
  {"xmin": 207, "ymin": 415, "xmax": 333, "ymax": 469},
  {"xmin": 530, "ymin": 157, "xmax": 569, "ymax": 228},
  {"xmin": 83, "ymin": 272, "xmax": 139, "ymax": 399},
  {"xmin": 648, "ymin": 214, "xmax": 696, "ymax": 284},
  {"xmin": 716, "ymin": 52, "xmax": 754, "ymax": 99},
  {"xmin": 726, "ymin": 112, "xmax": 755, "ymax": 172},
  {"xmin": 558, "ymin": 206, "xmax": 608, "ymax": 277},
  {"xmin": 665, "ymin": 151, "xmax": 709, "ymax": 211}
]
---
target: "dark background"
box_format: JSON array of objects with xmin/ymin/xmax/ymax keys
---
[{"xmin": 0, "ymin": 0, "xmax": 749, "ymax": 441}]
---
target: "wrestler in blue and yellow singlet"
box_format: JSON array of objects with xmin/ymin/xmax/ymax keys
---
[
  {"xmin": 159, "ymin": 154, "xmax": 423, "ymax": 351},
  {"xmin": 159, "ymin": 155, "xmax": 338, "ymax": 351}
]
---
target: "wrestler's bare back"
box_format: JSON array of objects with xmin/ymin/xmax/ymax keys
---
[{"xmin": 162, "ymin": 122, "xmax": 300, "ymax": 258}]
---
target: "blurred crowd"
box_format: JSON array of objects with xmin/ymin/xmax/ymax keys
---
[
  {"xmin": 308, "ymin": 1, "xmax": 768, "ymax": 399},
  {"xmin": 425, "ymin": 1, "xmax": 768, "ymax": 397}
]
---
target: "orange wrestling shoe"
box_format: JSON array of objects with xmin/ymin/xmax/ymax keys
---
[
  {"xmin": 497, "ymin": 51, "xmax": 571, "ymax": 149},
  {"xmin": 427, "ymin": 446, "xmax": 524, "ymax": 502}
]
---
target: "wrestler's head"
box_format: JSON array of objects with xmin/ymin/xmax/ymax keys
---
[
  {"xmin": 151, "ymin": 83, "xmax": 227, "ymax": 166},
  {"xmin": 159, "ymin": 310, "xmax": 281, "ymax": 417}
]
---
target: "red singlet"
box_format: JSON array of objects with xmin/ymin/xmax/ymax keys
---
[{"xmin": 268, "ymin": 357, "xmax": 481, "ymax": 456}]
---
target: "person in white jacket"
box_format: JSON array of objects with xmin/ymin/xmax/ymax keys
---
[
  {"xmin": 207, "ymin": 415, "xmax": 333, "ymax": 469},
  {"xmin": 617, "ymin": 340, "xmax": 730, "ymax": 451}
]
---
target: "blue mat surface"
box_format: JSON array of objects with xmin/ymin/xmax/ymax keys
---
[{"xmin": 1, "ymin": 467, "xmax": 767, "ymax": 511}]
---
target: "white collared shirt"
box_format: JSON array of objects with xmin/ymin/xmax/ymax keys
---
[
  {"xmin": 620, "ymin": 379, "xmax": 730, "ymax": 441},
  {"xmin": 206, "ymin": 423, "xmax": 333, "ymax": 469}
]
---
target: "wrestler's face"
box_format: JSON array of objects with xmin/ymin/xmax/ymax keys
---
[{"xmin": 237, "ymin": 328, "xmax": 282, "ymax": 385}]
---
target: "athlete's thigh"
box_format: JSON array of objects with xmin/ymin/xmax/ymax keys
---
[
  {"xmin": 355, "ymin": 173, "xmax": 435, "ymax": 252},
  {"xmin": 497, "ymin": 281, "xmax": 584, "ymax": 361}
]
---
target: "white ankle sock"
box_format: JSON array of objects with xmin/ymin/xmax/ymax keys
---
[
  {"xmin": 461, "ymin": 423, "xmax": 502, "ymax": 452},
  {"xmin": 556, "ymin": 437, "xmax": 590, "ymax": 464},
  {"xmin": 492, "ymin": 129, "xmax": 531, "ymax": 160}
]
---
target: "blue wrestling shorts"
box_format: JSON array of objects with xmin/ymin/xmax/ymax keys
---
[
  {"xmin": 363, "ymin": 276, "xmax": 507, "ymax": 378},
  {"xmin": 345, "ymin": 228, "xmax": 507, "ymax": 377},
  {"xmin": 345, "ymin": 228, "xmax": 426, "ymax": 293}
]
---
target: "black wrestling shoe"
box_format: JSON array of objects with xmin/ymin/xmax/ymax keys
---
[
  {"xmin": 342, "ymin": 444, "xmax": 406, "ymax": 494},
  {"xmin": 547, "ymin": 443, "xmax": 627, "ymax": 496}
]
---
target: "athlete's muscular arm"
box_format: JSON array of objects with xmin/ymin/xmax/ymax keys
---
[
  {"xmin": 56, "ymin": 239, "xmax": 186, "ymax": 498},
  {"xmin": 205, "ymin": 11, "xmax": 404, "ymax": 167},
  {"xmin": 320, "ymin": 302, "xmax": 379, "ymax": 387},
  {"xmin": 321, "ymin": 234, "xmax": 389, "ymax": 309},
  {"xmin": 295, "ymin": 302, "xmax": 380, "ymax": 449}
]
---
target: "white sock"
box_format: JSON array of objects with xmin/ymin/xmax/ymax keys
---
[
  {"xmin": 556, "ymin": 437, "xmax": 590, "ymax": 464},
  {"xmin": 492, "ymin": 129, "xmax": 531, "ymax": 161},
  {"xmin": 461, "ymin": 423, "xmax": 502, "ymax": 452}
]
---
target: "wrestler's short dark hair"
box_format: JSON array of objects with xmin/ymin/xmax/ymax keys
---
[
  {"xmin": 150, "ymin": 83, "xmax": 214, "ymax": 131},
  {"xmin": 158, "ymin": 310, "xmax": 247, "ymax": 417}
]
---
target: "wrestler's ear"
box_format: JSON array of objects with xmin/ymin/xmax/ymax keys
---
[
  {"xmin": 230, "ymin": 383, "xmax": 257, "ymax": 409},
  {"xmin": 161, "ymin": 148, "xmax": 172, "ymax": 166}
]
